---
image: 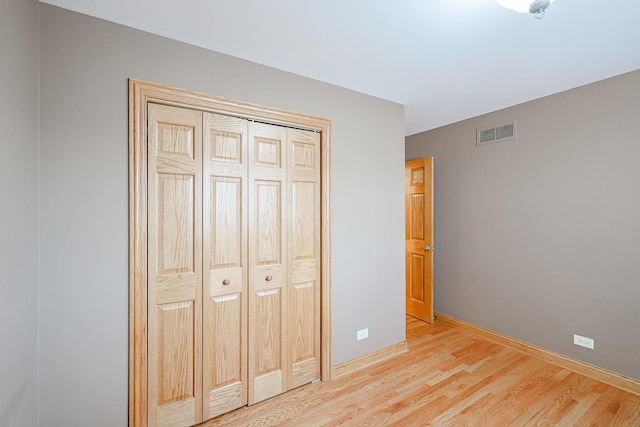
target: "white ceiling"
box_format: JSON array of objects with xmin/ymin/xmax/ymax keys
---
[{"xmin": 40, "ymin": 0, "xmax": 640, "ymax": 135}]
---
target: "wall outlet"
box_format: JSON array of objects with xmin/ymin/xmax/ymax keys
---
[
  {"xmin": 357, "ymin": 328, "xmax": 369, "ymax": 341},
  {"xmin": 573, "ymin": 334, "xmax": 594, "ymax": 350}
]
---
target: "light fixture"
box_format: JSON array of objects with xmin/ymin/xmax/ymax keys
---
[{"xmin": 497, "ymin": 0, "xmax": 555, "ymax": 19}]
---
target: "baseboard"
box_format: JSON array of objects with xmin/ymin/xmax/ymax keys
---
[
  {"xmin": 436, "ymin": 312, "xmax": 640, "ymax": 397},
  {"xmin": 331, "ymin": 341, "xmax": 408, "ymax": 378}
]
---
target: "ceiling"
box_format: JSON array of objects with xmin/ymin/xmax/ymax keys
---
[{"xmin": 40, "ymin": 0, "xmax": 640, "ymax": 136}]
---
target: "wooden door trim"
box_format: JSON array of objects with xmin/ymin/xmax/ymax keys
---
[{"xmin": 129, "ymin": 79, "xmax": 332, "ymax": 426}]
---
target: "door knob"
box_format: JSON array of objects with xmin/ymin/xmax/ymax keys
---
[{"xmin": 424, "ymin": 246, "xmax": 431, "ymax": 251}]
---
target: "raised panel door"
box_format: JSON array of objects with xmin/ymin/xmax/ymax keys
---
[
  {"xmin": 405, "ymin": 157, "xmax": 434, "ymax": 323},
  {"xmin": 202, "ymin": 113, "xmax": 249, "ymax": 420},
  {"xmin": 248, "ymin": 122, "xmax": 288, "ymax": 404},
  {"xmin": 287, "ymin": 129, "xmax": 321, "ymax": 388},
  {"xmin": 148, "ymin": 103, "xmax": 203, "ymax": 427},
  {"xmin": 146, "ymin": 105, "xmax": 322, "ymax": 422}
]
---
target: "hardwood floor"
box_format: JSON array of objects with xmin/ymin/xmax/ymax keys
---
[{"xmin": 202, "ymin": 316, "xmax": 640, "ymax": 426}]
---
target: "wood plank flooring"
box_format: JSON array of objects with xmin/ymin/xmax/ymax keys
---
[{"xmin": 201, "ymin": 316, "xmax": 640, "ymax": 426}]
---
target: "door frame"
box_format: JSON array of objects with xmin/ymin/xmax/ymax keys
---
[{"xmin": 128, "ymin": 79, "xmax": 332, "ymax": 426}]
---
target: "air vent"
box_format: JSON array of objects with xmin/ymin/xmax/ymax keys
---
[{"xmin": 476, "ymin": 121, "xmax": 516, "ymax": 146}]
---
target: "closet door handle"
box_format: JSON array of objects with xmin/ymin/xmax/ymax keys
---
[
  {"xmin": 222, "ymin": 279, "xmax": 230, "ymax": 286},
  {"xmin": 265, "ymin": 275, "xmax": 273, "ymax": 282}
]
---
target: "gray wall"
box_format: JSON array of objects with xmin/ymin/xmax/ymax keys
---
[
  {"xmin": 0, "ymin": 0, "xmax": 39, "ymax": 426},
  {"xmin": 38, "ymin": 5, "xmax": 405, "ymax": 425},
  {"xmin": 406, "ymin": 69, "xmax": 640, "ymax": 380}
]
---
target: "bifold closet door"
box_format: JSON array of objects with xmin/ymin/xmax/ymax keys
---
[
  {"xmin": 147, "ymin": 104, "xmax": 204, "ymax": 427},
  {"xmin": 248, "ymin": 122, "xmax": 288, "ymax": 404},
  {"xmin": 202, "ymin": 113, "xmax": 249, "ymax": 419},
  {"xmin": 286, "ymin": 127, "xmax": 321, "ymax": 390},
  {"xmin": 247, "ymin": 123, "xmax": 321, "ymax": 404},
  {"xmin": 145, "ymin": 102, "xmax": 321, "ymax": 424}
]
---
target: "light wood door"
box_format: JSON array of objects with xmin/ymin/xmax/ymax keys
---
[
  {"xmin": 405, "ymin": 157, "xmax": 434, "ymax": 323},
  {"xmin": 143, "ymin": 100, "xmax": 322, "ymax": 425},
  {"xmin": 287, "ymin": 128, "xmax": 321, "ymax": 390},
  {"xmin": 202, "ymin": 113, "xmax": 248, "ymax": 419},
  {"xmin": 147, "ymin": 103, "xmax": 203, "ymax": 427},
  {"xmin": 247, "ymin": 122, "xmax": 321, "ymax": 404},
  {"xmin": 130, "ymin": 80, "xmax": 332, "ymax": 427},
  {"xmin": 247, "ymin": 122, "xmax": 288, "ymax": 404}
]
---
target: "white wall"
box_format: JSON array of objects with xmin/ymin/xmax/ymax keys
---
[
  {"xmin": 38, "ymin": 5, "xmax": 405, "ymax": 425},
  {"xmin": 406, "ymin": 69, "xmax": 640, "ymax": 381},
  {"xmin": 0, "ymin": 0, "xmax": 39, "ymax": 426}
]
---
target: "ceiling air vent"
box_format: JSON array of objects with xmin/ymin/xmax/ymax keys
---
[{"xmin": 476, "ymin": 121, "xmax": 516, "ymax": 146}]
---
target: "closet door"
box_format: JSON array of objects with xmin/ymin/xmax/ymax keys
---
[
  {"xmin": 247, "ymin": 123, "xmax": 321, "ymax": 404},
  {"xmin": 145, "ymin": 103, "xmax": 321, "ymax": 423},
  {"xmin": 202, "ymin": 113, "xmax": 249, "ymax": 419},
  {"xmin": 248, "ymin": 122, "xmax": 289, "ymax": 404},
  {"xmin": 147, "ymin": 104, "xmax": 203, "ymax": 427},
  {"xmin": 287, "ymin": 128, "xmax": 321, "ymax": 388}
]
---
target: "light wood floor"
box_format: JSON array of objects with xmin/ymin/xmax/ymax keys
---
[{"xmin": 202, "ymin": 316, "xmax": 640, "ymax": 426}]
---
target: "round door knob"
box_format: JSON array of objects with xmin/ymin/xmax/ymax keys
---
[
  {"xmin": 222, "ymin": 279, "xmax": 230, "ymax": 286},
  {"xmin": 424, "ymin": 246, "xmax": 431, "ymax": 251},
  {"xmin": 265, "ymin": 275, "xmax": 273, "ymax": 282}
]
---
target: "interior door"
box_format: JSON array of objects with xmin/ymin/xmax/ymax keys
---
[
  {"xmin": 287, "ymin": 128, "xmax": 321, "ymax": 389},
  {"xmin": 130, "ymin": 79, "xmax": 331, "ymax": 427},
  {"xmin": 202, "ymin": 113, "xmax": 249, "ymax": 419},
  {"xmin": 405, "ymin": 157, "xmax": 434, "ymax": 323},
  {"xmin": 147, "ymin": 103, "xmax": 203, "ymax": 426},
  {"xmin": 248, "ymin": 122, "xmax": 288, "ymax": 404},
  {"xmin": 247, "ymin": 122, "xmax": 322, "ymax": 405}
]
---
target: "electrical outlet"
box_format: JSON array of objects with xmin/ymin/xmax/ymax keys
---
[
  {"xmin": 573, "ymin": 334, "xmax": 594, "ymax": 350},
  {"xmin": 357, "ymin": 328, "xmax": 369, "ymax": 341}
]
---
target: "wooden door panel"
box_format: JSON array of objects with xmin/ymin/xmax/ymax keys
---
[
  {"xmin": 252, "ymin": 288, "xmax": 284, "ymax": 402},
  {"xmin": 210, "ymin": 178, "xmax": 242, "ymax": 268},
  {"xmin": 202, "ymin": 113, "xmax": 248, "ymax": 421},
  {"xmin": 248, "ymin": 123, "xmax": 288, "ymax": 404},
  {"xmin": 148, "ymin": 103, "xmax": 203, "ymax": 426},
  {"xmin": 157, "ymin": 122, "xmax": 195, "ymax": 158},
  {"xmin": 253, "ymin": 370, "xmax": 283, "ymax": 404},
  {"xmin": 255, "ymin": 181, "xmax": 283, "ymax": 265},
  {"xmin": 208, "ymin": 177, "xmax": 243, "ymax": 296},
  {"xmin": 408, "ymin": 253, "xmax": 425, "ymax": 302},
  {"xmin": 292, "ymin": 181, "xmax": 316, "ymax": 259},
  {"xmin": 156, "ymin": 175, "xmax": 195, "ymax": 274},
  {"xmin": 291, "ymin": 282, "xmax": 316, "ymax": 387},
  {"xmin": 156, "ymin": 399, "xmax": 197, "ymax": 427},
  {"xmin": 155, "ymin": 274, "xmax": 197, "ymax": 305},
  {"xmin": 209, "ymin": 127, "xmax": 243, "ymax": 164},
  {"xmin": 410, "ymin": 166, "xmax": 424, "ymax": 186},
  {"xmin": 253, "ymin": 266, "xmax": 283, "ymax": 291},
  {"xmin": 292, "ymin": 141, "xmax": 316, "ymax": 171},
  {"xmin": 255, "ymin": 289, "xmax": 283, "ymax": 373},
  {"xmin": 157, "ymin": 301, "xmax": 196, "ymax": 405},
  {"xmin": 405, "ymin": 158, "xmax": 434, "ymax": 323},
  {"xmin": 254, "ymin": 137, "xmax": 282, "ymax": 168},
  {"xmin": 288, "ymin": 129, "xmax": 321, "ymax": 388},
  {"xmin": 409, "ymin": 193, "xmax": 425, "ymax": 240},
  {"xmin": 204, "ymin": 294, "xmax": 244, "ymax": 418}
]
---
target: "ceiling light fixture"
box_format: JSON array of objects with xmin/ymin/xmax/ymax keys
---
[{"xmin": 497, "ymin": 0, "xmax": 555, "ymax": 19}]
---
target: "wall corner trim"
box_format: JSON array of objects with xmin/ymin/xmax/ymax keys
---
[
  {"xmin": 436, "ymin": 312, "xmax": 640, "ymax": 397},
  {"xmin": 331, "ymin": 341, "xmax": 408, "ymax": 379}
]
